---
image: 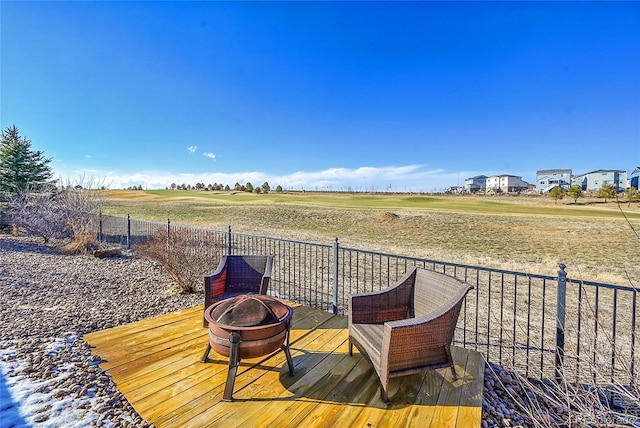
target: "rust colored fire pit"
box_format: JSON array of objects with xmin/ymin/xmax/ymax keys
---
[{"xmin": 201, "ymin": 294, "xmax": 295, "ymax": 401}]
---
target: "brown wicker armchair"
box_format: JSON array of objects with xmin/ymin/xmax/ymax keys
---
[
  {"xmin": 203, "ymin": 255, "xmax": 274, "ymax": 327},
  {"xmin": 348, "ymin": 267, "xmax": 473, "ymax": 403}
]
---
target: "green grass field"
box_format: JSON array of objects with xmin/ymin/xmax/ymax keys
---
[{"xmin": 102, "ymin": 190, "xmax": 640, "ymax": 285}]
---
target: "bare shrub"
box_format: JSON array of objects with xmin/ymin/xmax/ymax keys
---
[
  {"xmin": 135, "ymin": 227, "xmax": 223, "ymax": 293},
  {"xmin": 55, "ymin": 178, "xmax": 104, "ymax": 251},
  {"xmin": 5, "ymin": 178, "xmax": 105, "ymax": 252},
  {"xmin": 6, "ymin": 184, "xmax": 69, "ymax": 243}
]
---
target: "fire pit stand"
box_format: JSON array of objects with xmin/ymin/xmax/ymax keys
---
[{"xmin": 202, "ymin": 295, "xmax": 295, "ymax": 401}]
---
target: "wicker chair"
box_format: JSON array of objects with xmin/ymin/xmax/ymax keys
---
[
  {"xmin": 202, "ymin": 255, "xmax": 274, "ymax": 327},
  {"xmin": 348, "ymin": 267, "xmax": 474, "ymax": 403}
]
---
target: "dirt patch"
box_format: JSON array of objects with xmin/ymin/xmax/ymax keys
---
[{"xmin": 376, "ymin": 211, "xmax": 398, "ymax": 222}]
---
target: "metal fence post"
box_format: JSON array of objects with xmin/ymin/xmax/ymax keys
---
[
  {"xmin": 228, "ymin": 226, "xmax": 232, "ymax": 255},
  {"xmin": 126, "ymin": 214, "xmax": 131, "ymax": 250},
  {"xmin": 98, "ymin": 212, "xmax": 103, "ymax": 244},
  {"xmin": 555, "ymin": 263, "xmax": 567, "ymax": 382},
  {"xmin": 166, "ymin": 218, "xmax": 171, "ymax": 249},
  {"xmin": 333, "ymin": 238, "xmax": 339, "ymax": 315}
]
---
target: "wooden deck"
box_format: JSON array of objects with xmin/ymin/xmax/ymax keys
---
[{"xmin": 84, "ymin": 304, "xmax": 484, "ymax": 427}]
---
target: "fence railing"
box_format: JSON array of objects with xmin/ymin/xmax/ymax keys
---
[{"xmin": 99, "ymin": 214, "xmax": 638, "ymax": 386}]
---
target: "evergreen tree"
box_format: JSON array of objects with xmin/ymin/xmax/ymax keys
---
[{"xmin": 0, "ymin": 125, "xmax": 53, "ymax": 194}]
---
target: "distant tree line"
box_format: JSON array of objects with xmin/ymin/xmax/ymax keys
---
[{"xmin": 164, "ymin": 181, "xmax": 283, "ymax": 194}]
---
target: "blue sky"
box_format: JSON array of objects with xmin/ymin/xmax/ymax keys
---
[{"xmin": 2, "ymin": 1, "xmax": 639, "ymax": 192}]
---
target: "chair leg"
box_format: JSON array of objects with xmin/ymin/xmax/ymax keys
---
[
  {"xmin": 348, "ymin": 338, "xmax": 353, "ymax": 356},
  {"xmin": 380, "ymin": 383, "xmax": 391, "ymax": 404},
  {"xmin": 445, "ymin": 347, "xmax": 458, "ymax": 380},
  {"xmin": 201, "ymin": 343, "xmax": 211, "ymax": 363},
  {"xmin": 450, "ymin": 365, "xmax": 458, "ymax": 381}
]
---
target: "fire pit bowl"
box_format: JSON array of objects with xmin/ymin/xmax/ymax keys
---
[
  {"xmin": 201, "ymin": 294, "xmax": 295, "ymax": 401},
  {"xmin": 205, "ymin": 294, "xmax": 293, "ymax": 359}
]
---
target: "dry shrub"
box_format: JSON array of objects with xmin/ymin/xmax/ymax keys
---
[
  {"xmin": 135, "ymin": 227, "xmax": 223, "ymax": 293},
  {"xmin": 6, "ymin": 185, "xmax": 69, "ymax": 243},
  {"xmin": 489, "ymin": 280, "xmax": 640, "ymax": 427},
  {"xmin": 495, "ymin": 351, "xmax": 640, "ymax": 427},
  {"xmin": 5, "ymin": 178, "xmax": 104, "ymax": 252},
  {"xmin": 59, "ymin": 233, "xmax": 100, "ymax": 254},
  {"xmin": 55, "ymin": 179, "xmax": 104, "ymax": 250}
]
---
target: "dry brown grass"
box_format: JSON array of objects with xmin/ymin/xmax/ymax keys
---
[{"xmin": 103, "ymin": 192, "xmax": 640, "ymax": 286}]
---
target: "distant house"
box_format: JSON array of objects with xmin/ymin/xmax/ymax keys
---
[
  {"xmin": 536, "ymin": 169, "xmax": 572, "ymax": 193},
  {"xmin": 445, "ymin": 186, "xmax": 464, "ymax": 194},
  {"xmin": 630, "ymin": 167, "xmax": 640, "ymax": 190},
  {"xmin": 485, "ymin": 174, "xmax": 529, "ymax": 193},
  {"xmin": 571, "ymin": 169, "xmax": 628, "ymax": 192},
  {"xmin": 463, "ymin": 175, "xmax": 487, "ymax": 193}
]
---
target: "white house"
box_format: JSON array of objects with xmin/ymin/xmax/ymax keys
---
[
  {"xmin": 485, "ymin": 174, "xmax": 529, "ymax": 193},
  {"xmin": 536, "ymin": 169, "xmax": 572, "ymax": 193},
  {"xmin": 463, "ymin": 175, "xmax": 487, "ymax": 193},
  {"xmin": 571, "ymin": 170, "xmax": 628, "ymax": 192}
]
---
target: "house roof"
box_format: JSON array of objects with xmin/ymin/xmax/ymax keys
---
[
  {"xmin": 486, "ymin": 174, "xmax": 524, "ymax": 179},
  {"xmin": 536, "ymin": 169, "xmax": 572, "ymax": 175},
  {"xmin": 577, "ymin": 169, "xmax": 627, "ymax": 176}
]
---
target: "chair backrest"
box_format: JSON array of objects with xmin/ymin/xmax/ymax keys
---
[
  {"xmin": 224, "ymin": 255, "xmax": 273, "ymax": 294},
  {"xmin": 412, "ymin": 268, "xmax": 473, "ymax": 318}
]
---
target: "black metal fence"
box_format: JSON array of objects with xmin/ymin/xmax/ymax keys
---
[{"xmin": 99, "ymin": 214, "xmax": 638, "ymax": 386}]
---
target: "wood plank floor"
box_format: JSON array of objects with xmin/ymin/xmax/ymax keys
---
[{"xmin": 84, "ymin": 304, "xmax": 484, "ymax": 428}]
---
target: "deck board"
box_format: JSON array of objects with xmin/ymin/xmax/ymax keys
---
[{"xmin": 84, "ymin": 304, "xmax": 484, "ymax": 427}]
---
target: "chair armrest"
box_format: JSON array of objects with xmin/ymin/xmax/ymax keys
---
[
  {"xmin": 384, "ymin": 301, "xmax": 464, "ymax": 350},
  {"xmin": 205, "ymin": 256, "xmax": 227, "ymax": 281},
  {"xmin": 259, "ymin": 256, "xmax": 274, "ymax": 295},
  {"xmin": 204, "ymin": 257, "xmax": 229, "ymax": 307},
  {"xmin": 379, "ymin": 318, "xmax": 449, "ymax": 373}
]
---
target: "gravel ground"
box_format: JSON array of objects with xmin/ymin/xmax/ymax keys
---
[
  {"xmin": 0, "ymin": 235, "xmax": 201, "ymax": 427},
  {"xmin": 0, "ymin": 234, "xmax": 540, "ymax": 427}
]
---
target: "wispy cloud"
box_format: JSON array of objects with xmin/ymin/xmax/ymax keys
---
[
  {"xmin": 84, "ymin": 154, "xmax": 92, "ymax": 159},
  {"xmin": 187, "ymin": 146, "xmax": 198, "ymax": 154},
  {"xmin": 203, "ymin": 152, "xmax": 216, "ymax": 160},
  {"xmin": 53, "ymin": 164, "xmax": 495, "ymax": 192}
]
